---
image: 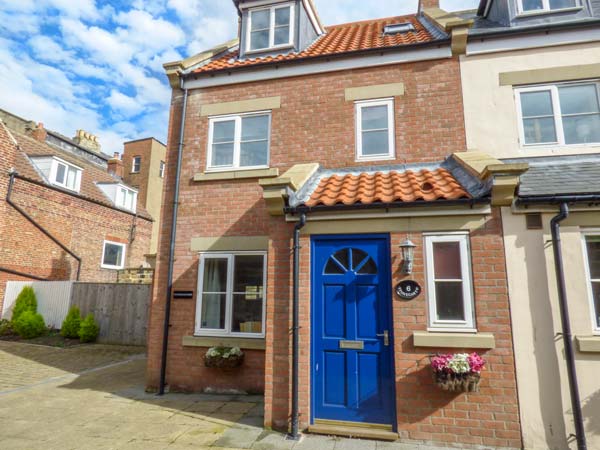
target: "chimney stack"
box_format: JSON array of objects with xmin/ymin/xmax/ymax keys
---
[
  {"xmin": 30, "ymin": 123, "xmax": 47, "ymax": 143},
  {"xmin": 107, "ymin": 153, "xmax": 124, "ymax": 178},
  {"xmin": 420, "ymin": 0, "xmax": 440, "ymax": 11},
  {"xmin": 73, "ymin": 129, "xmax": 101, "ymax": 153}
]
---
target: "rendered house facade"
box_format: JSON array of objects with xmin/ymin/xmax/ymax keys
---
[{"xmin": 147, "ymin": 1, "xmax": 525, "ymax": 448}]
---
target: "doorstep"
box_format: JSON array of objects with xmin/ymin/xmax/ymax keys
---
[{"xmin": 307, "ymin": 420, "xmax": 398, "ymax": 441}]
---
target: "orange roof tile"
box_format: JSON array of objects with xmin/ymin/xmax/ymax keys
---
[
  {"xmin": 304, "ymin": 168, "xmax": 470, "ymax": 207},
  {"xmin": 193, "ymin": 14, "xmax": 443, "ymax": 74}
]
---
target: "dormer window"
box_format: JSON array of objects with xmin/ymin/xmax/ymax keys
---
[
  {"xmin": 247, "ymin": 3, "xmax": 294, "ymax": 52},
  {"xmin": 383, "ymin": 23, "xmax": 415, "ymax": 35},
  {"xmin": 49, "ymin": 157, "xmax": 82, "ymax": 192},
  {"xmin": 518, "ymin": 0, "xmax": 578, "ymax": 14},
  {"xmin": 116, "ymin": 186, "xmax": 138, "ymax": 212}
]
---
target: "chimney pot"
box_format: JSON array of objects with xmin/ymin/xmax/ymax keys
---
[
  {"xmin": 107, "ymin": 157, "xmax": 124, "ymax": 178},
  {"xmin": 30, "ymin": 122, "xmax": 47, "ymax": 143},
  {"xmin": 73, "ymin": 129, "xmax": 102, "ymax": 153},
  {"xmin": 420, "ymin": 0, "xmax": 440, "ymax": 9}
]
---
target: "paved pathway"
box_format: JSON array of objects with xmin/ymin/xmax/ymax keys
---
[{"xmin": 0, "ymin": 341, "xmax": 463, "ymax": 450}]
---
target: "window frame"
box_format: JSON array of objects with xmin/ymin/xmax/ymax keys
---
[
  {"xmin": 195, "ymin": 251, "xmax": 267, "ymax": 339},
  {"xmin": 581, "ymin": 230, "xmax": 600, "ymax": 335},
  {"xmin": 159, "ymin": 161, "xmax": 165, "ymax": 178},
  {"xmin": 246, "ymin": 2, "xmax": 295, "ymax": 53},
  {"xmin": 517, "ymin": 0, "xmax": 580, "ymax": 14},
  {"xmin": 132, "ymin": 156, "xmax": 141, "ymax": 173},
  {"xmin": 49, "ymin": 157, "xmax": 82, "ymax": 192},
  {"xmin": 206, "ymin": 111, "xmax": 272, "ymax": 172},
  {"xmin": 115, "ymin": 184, "xmax": 138, "ymax": 212},
  {"xmin": 424, "ymin": 233, "xmax": 476, "ymax": 332},
  {"xmin": 515, "ymin": 80, "xmax": 600, "ymax": 148},
  {"xmin": 101, "ymin": 240, "xmax": 127, "ymax": 270},
  {"xmin": 355, "ymin": 98, "xmax": 396, "ymax": 162}
]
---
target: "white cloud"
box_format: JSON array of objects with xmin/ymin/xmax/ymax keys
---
[{"xmin": 107, "ymin": 91, "xmax": 140, "ymax": 115}]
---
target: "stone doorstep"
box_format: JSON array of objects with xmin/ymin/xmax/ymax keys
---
[{"xmin": 307, "ymin": 423, "xmax": 398, "ymax": 441}]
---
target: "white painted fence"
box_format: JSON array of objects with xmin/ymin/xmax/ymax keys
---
[{"xmin": 1, "ymin": 281, "xmax": 73, "ymax": 328}]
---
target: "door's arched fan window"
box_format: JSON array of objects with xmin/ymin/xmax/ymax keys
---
[{"xmin": 324, "ymin": 248, "xmax": 377, "ymax": 275}]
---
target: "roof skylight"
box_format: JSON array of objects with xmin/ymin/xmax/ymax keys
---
[{"xmin": 383, "ymin": 23, "xmax": 415, "ymax": 35}]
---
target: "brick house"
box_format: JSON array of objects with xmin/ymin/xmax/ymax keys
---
[
  {"xmin": 147, "ymin": 1, "xmax": 522, "ymax": 448},
  {"xmin": 0, "ymin": 109, "xmax": 153, "ymax": 311}
]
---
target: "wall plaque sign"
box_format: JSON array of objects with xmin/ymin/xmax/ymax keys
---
[{"xmin": 395, "ymin": 280, "xmax": 421, "ymax": 300}]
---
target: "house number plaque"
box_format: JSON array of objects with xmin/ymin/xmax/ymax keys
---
[{"xmin": 395, "ymin": 280, "xmax": 421, "ymax": 300}]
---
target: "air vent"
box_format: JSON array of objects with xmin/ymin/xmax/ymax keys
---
[
  {"xmin": 383, "ymin": 23, "xmax": 415, "ymax": 35},
  {"xmin": 526, "ymin": 213, "xmax": 543, "ymax": 230}
]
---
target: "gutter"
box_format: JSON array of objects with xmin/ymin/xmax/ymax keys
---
[
  {"xmin": 468, "ymin": 18, "xmax": 600, "ymax": 40},
  {"xmin": 158, "ymin": 83, "xmax": 189, "ymax": 396},
  {"xmin": 6, "ymin": 170, "xmax": 82, "ymax": 281},
  {"xmin": 516, "ymin": 194, "xmax": 600, "ymax": 206},
  {"xmin": 0, "ymin": 267, "xmax": 47, "ymax": 282}
]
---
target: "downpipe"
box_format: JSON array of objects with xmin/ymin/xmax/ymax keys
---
[
  {"xmin": 158, "ymin": 85, "xmax": 189, "ymax": 395},
  {"xmin": 550, "ymin": 203, "xmax": 587, "ymax": 450}
]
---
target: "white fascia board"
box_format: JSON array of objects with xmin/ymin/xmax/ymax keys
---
[
  {"xmin": 467, "ymin": 27, "xmax": 600, "ymax": 56},
  {"xmin": 183, "ymin": 46, "xmax": 451, "ymax": 90}
]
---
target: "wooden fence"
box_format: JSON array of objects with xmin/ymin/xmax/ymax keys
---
[{"xmin": 70, "ymin": 283, "xmax": 150, "ymax": 346}]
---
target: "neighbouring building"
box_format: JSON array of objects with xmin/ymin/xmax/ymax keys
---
[
  {"xmin": 459, "ymin": 1, "xmax": 600, "ymax": 449},
  {"xmin": 121, "ymin": 138, "xmax": 167, "ymax": 265},
  {"xmin": 0, "ymin": 109, "xmax": 153, "ymax": 312},
  {"xmin": 147, "ymin": 1, "xmax": 524, "ymax": 448}
]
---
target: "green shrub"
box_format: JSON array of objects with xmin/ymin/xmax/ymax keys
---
[
  {"xmin": 11, "ymin": 286, "xmax": 37, "ymax": 323},
  {"xmin": 79, "ymin": 314, "xmax": 99, "ymax": 343},
  {"xmin": 60, "ymin": 307, "xmax": 82, "ymax": 338},
  {"xmin": 0, "ymin": 319, "xmax": 14, "ymax": 336},
  {"xmin": 13, "ymin": 311, "xmax": 46, "ymax": 339}
]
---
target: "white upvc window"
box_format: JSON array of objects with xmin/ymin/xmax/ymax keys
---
[
  {"xmin": 355, "ymin": 98, "xmax": 395, "ymax": 161},
  {"xmin": 207, "ymin": 112, "xmax": 271, "ymax": 171},
  {"xmin": 159, "ymin": 161, "xmax": 165, "ymax": 178},
  {"xmin": 517, "ymin": 0, "xmax": 579, "ymax": 14},
  {"xmin": 101, "ymin": 240, "xmax": 126, "ymax": 270},
  {"xmin": 247, "ymin": 3, "xmax": 294, "ymax": 52},
  {"xmin": 582, "ymin": 232, "xmax": 600, "ymax": 335},
  {"xmin": 425, "ymin": 233, "xmax": 475, "ymax": 331},
  {"xmin": 516, "ymin": 81, "xmax": 600, "ymax": 147},
  {"xmin": 132, "ymin": 156, "xmax": 141, "ymax": 173},
  {"xmin": 196, "ymin": 252, "xmax": 267, "ymax": 338},
  {"xmin": 49, "ymin": 157, "xmax": 82, "ymax": 192},
  {"xmin": 116, "ymin": 185, "xmax": 138, "ymax": 212}
]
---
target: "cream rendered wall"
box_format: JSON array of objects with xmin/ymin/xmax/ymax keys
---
[
  {"xmin": 502, "ymin": 207, "xmax": 600, "ymax": 450},
  {"xmin": 461, "ymin": 42, "xmax": 600, "ymax": 159}
]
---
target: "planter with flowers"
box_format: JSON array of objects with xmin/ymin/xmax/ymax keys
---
[
  {"xmin": 430, "ymin": 353, "xmax": 486, "ymax": 393},
  {"xmin": 204, "ymin": 346, "xmax": 244, "ymax": 369}
]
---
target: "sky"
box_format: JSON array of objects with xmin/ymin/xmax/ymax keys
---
[{"xmin": 0, "ymin": 0, "xmax": 479, "ymax": 155}]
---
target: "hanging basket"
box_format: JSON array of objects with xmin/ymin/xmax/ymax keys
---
[
  {"xmin": 433, "ymin": 372, "xmax": 481, "ymax": 393},
  {"xmin": 204, "ymin": 347, "xmax": 245, "ymax": 369}
]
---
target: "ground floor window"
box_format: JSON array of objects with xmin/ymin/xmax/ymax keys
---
[
  {"xmin": 424, "ymin": 233, "xmax": 475, "ymax": 331},
  {"xmin": 196, "ymin": 252, "xmax": 266, "ymax": 337},
  {"xmin": 583, "ymin": 234, "xmax": 600, "ymax": 333},
  {"xmin": 101, "ymin": 241, "xmax": 126, "ymax": 270}
]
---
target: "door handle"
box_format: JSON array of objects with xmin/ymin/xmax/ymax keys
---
[{"xmin": 376, "ymin": 330, "xmax": 389, "ymax": 346}]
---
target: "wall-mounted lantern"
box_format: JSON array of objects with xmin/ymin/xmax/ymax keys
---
[{"xmin": 400, "ymin": 239, "xmax": 416, "ymax": 274}]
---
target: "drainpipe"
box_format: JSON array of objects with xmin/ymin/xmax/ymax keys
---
[
  {"xmin": 6, "ymin": 170, "xmax": 81, "ymax": 281},
  {"xmin": 550, "ymin": 203, "xmax": 587, "ymax": 450},
  {"xmin": 290, "ymin": 212, "xmax": 307, "ymax": 440},
  {"xmin": 158, "ymin": 83, "xmax": 189, "ymax": 396}
]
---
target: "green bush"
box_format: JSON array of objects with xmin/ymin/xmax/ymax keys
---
[
  {"xmin": 60, "ymin": 307, "xmax": 82, "ymax": 339},
  {"xmin": 11, "ymin": 286, "xmax": 37, "ymax": 323},
  {"xmin": 0, "ymin": 319, "xmax": 14, "ymax": 336},
  {"xmin": 79, "ymin": 314, "xmax": 99, "ymax": 343},
  {"xmin": 13, "ymin": 311, "xmax": 46, "ymax": 339}
]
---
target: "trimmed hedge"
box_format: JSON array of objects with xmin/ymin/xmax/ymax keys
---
[
  {"xmin": 79, "ymin": 314, "xmax": 99, "ymax": 343},
  {"xmin": 60, "ymin": 307, "xmax": 82, "ymax": 339},
  {"xmin": 13, "ymin": 311, "xmax": 46, "ymax": 339},
  {"xmin": 12, "ymin": 286, "xmax": 37, "ymax": 323}
]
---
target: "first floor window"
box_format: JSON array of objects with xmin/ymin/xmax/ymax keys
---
[
  {"xmin": 425, "ymin": 234, "xmax": 475, "ymax": 330},
  {"xmin": 517, "ymin": 81, "xmax": 600, "ymax": 146},
  {"xmin": 584, "ymin": 234, "xmax": 600, "ymax": 332},
  {"xmin": 102, "ymin": 241, "xmax": 126, "ymax": 269},
  {"xmin": 196, "ymin": 253, "xmax": 266, "ymax": 337},
  {"xmin": 356, "ymin": 98, "xmax": 395, "ymax": 161},
  {"xmin": 159, "ymin": 161, "xmax": 165, "ymax": 178},
  {"xmin": 132, "ymin": 156, "xmax": 141, "ymax": 173},
  {"xmin": 519, "ymin": 0, "xmax": 577, "ymax": 13},
  {"xmin": 208, "ymin": 113, "xmax": 270, "ymax": 171},
  {"xmin": 50, "ymin": 158, "xmax": 82, "ymax": 192}
]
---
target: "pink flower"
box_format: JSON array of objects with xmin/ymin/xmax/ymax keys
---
[
  {"xmin": 468, "ymin": 353, "xmax": 486, "ymax": 373},
  {"xmin": 431, "ymin": 354, "xmax": 452, "ymax": 372}
]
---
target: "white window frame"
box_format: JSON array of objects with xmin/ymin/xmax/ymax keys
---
[
  {"xmin": 246, "ymin": 2, "xmax": 295, "ymax": 53},
  {"xmin": 206, "ymin": 111, "xmax": 271, "ymax": 172},
  {"xmin": 49, "ymin": 157, "xmax": 82, "ymax": 192},
  {"xmin": 581, "ymin": 230, "xmax": 600, "ymax": 335},
  {"xmin": 195, "ymin": 252, "xmax": 267, "ymax": 338},
  {"xmin": 515, "ymin": 80, "xmax": 600, "ymax": 148},
  {"xmin": 424, "ymin": 233, "xmax": 476, "ymax": 332},
  {"xmin": 159, "ymin": 161, "xmax": 165, "ymax": 178},
  {"xmin": 132, "ymin": 156, "xmax": 141, "ymax": 173},
  {"xmin": 517, "ymin": 0, "xmax": 581, "ymax": 14},
  {"xmin": 101, "ymin": 240, "xmax": 126, "ymax": 270},
  {"xmin": 355, "ymin": 98, "xmax": 396, "ymax": 162},
  {"xmin": 115, "ymin": 185, "xmax": 138, "ymax": 212}
]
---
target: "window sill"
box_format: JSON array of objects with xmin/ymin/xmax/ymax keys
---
[
  {"xmin": 355, "ymin": 156, "xmax": 396, "ymax": 163},
  {"xmin": 576, "ymin": 335, "xmax": 600, "ymax": 353},
  {"xmin": 413, "ymin": 331, "xmax": 495, "ymax": 349},
  {"xmin": 182, "ymin": 335, "xmax": 266, "ymax": 350},
  {"xmin": 194, "ymin": 168, "xmax": 279, "ymax": 182},
  {"xmin": 245, "ymin": 44, "xmax": 294, "ymax": 56},
  {"xmin": 516, "ymin": 6, "xmax": 583, "ymax": 18}
]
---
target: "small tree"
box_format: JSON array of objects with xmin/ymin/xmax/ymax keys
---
[
  {"xmin": 11, "ymin": 286, "xmax": 37, "ymax": 324},
  {"xmin": 79, "ymin": 314, "xmax": 99, "ymax": 343},
  {"xmin": 60, "ymin": 307, "xmax": 82, "ymax": 339},
  {"xmin": 13, "ymin": 311, "xmax": 46, "ymax": 339}
]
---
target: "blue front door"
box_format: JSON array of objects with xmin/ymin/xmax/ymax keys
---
[{"xmin": 312, "ymin": 235, "xmax": 395, "ymax": 426}]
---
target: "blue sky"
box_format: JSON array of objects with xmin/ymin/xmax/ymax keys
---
[{"xmin": 0, "ymin": 0, "xmax": 478, "ymax": 154}]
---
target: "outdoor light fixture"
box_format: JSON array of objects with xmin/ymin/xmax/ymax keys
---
[{"xmin": 400, "ymin": 239, "xmax": 416, "ymax": 274}]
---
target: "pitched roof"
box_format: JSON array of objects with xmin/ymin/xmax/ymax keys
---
[{"xmin": 192, "ymin": 14, "xmax": 446, "ymax": 75}]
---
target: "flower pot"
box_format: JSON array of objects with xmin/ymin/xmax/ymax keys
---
[
  {"xmin": 433, "ymin": 372, "xmax": 481, "ymax": 393},
  {"xmin": 204, "ymin": 353, "xmax": 245, "ymax": 369}
]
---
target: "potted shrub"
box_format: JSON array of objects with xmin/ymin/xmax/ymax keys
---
[
  {"xmin": 430, "ymin": 353, "xmax": 486, "ymax": 393},
  {"xmin": 204, "ymin": 346, "xmax": 244, "ymax": 369}
]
